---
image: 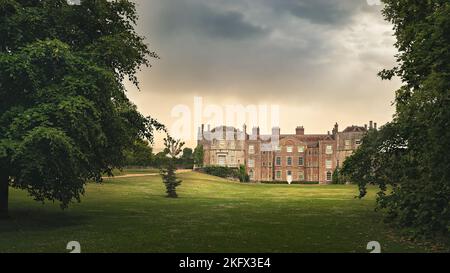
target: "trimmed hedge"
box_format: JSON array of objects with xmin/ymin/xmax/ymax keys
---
[{"xmin": 201, "ymin": 165, "xmax": 249, "ymax": 182}]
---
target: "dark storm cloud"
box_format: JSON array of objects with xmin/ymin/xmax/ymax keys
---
[
  {"xmin": 156, "ymin": 0, "xmax": 268, "ymax": 40},
  {"xmin": 268, "ymin": 0, "xmax": 382, "ymax": 25},
  {"xmin": 129, "ymin": 0, "xmax": 398, "ymax": 147},
  {"xmin": 133, "ymin": 0, "xmax": 393, "ymax": 99}
]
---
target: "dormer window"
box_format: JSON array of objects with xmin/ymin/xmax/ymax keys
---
[{"xmin": 298, "ymin": 146, "xmax": 305, "ymax": 153}]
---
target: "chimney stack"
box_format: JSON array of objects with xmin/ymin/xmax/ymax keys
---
[
  {"xmin": 252, "ymin": 127, "xmax": 260, "ymax": 137},
  {"xmin": 296, "ymin": 126, "xmax": 305, "ymax": 135},
  {"xmin": 332, "ymin": 123, "xmax": 339, "ymax": 135},
  {"xmin": 272, "ymin": 127, "xmax": 280, "ymax": 137},
  {"xmin": 365, "ymin": 124, "xmax": 368, "ymax": 130},
  {"xmin": 369, "ymin": 121, "xmax": 373, "ymax": 130},
  {"xmin": 374, "ymin": 123, "xmax": 378, "ymax": 130}
]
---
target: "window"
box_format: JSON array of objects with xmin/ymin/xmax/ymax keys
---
[
  {"xmin": 326, "ymin": 160, "xmax": 332, "ymax": 169},
  {"xmin": 287, "ymin": 157, "xmax": 292, "ymax": 166},
  {"xmin": 276, "ymin": 157, "xmax": 281, "ymax": 166},
  {"xmin": 298, "ymin": 146, "xmax": 305, "ymax": 153},
  {"xmin": 276, "ymin": 171, "xmax": 282, "ymax": 180},
  {"xmin": 218, "ymin": 155, "xmax": 226, "ymax": 166},
  {"xmin": 249, "ymin": 145, "xmax": 255, "ymax": 154},
  {"xmin": 249, "ymin": 170, "xmax": 254, "ymax": 180},
  {"xmin": 326, "ymin": 171, "xmax": 332, "ymax": 181},
  {"xmin": 298, "ymin": 157, "xmax": 304, "ymax": 166},
  {"xmin": 248, "ymin": 159, "xmax": 255, "ymax": 168},
  {"xmin": 299, "ymin": 171, "xmax": 305, "ymax": 181},
  {"xmin": 345, "ymin": 140, "xmax": 351, "ymax": 149},
  {"xmin": 287, "ymin": 146, "xmax": 293, "ymax": 153},
  {"xmin": 326, "ymin": 145, "xmax": 333, "ymax": 155},
  {"xmin": 275, "ymin": 145, "xmax": 281, "ymax": 152},
  {"xmin": 355, "ymin": 139, "xmax": 361, "ymax": 145},
  {"xmin": 287, "ymin": 170, "xmax": 292, "ymax": 179}
]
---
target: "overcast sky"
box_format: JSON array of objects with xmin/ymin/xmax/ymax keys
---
[{"xmin": 124, "ymin": 0, "xmax": 400, "ymax": 149}]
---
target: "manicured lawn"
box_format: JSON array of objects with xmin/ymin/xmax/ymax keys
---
[
  {"xmin": 0, "ymin": 172, "xmax": 438, "ymax": 253},
  {"xmin": 110, "ymin": 168, "xmax": 159, "ymax": 176}
]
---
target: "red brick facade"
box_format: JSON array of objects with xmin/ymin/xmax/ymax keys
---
[{"xmin": 198, "ymin": 122, "xmax": 371, "ymax": 184}]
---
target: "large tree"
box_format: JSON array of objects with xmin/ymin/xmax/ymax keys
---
[
  {"xmin": 0, "ymin": 0, "xmax": 162, "ymax": 217},
  {"xmin": 124, "ymin": 139, "xmax": 154, "ymax": 167},
  {"xmin": 343, "ymin": 1, "xmax": 450, "ymax": 236}
]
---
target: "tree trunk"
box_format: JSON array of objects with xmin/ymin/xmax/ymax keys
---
[{"xmin": 0, "ymin": 174, "xmax": 9, "ymax": 219}]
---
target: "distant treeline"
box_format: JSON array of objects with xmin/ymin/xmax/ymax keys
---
[{"xmin": 124, "ymin": 139, "xmax": 203, "ymax": 169}]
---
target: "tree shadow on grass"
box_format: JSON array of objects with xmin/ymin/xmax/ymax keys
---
[{"xmin": 0, "ymin": 208, "xmax": 89, "ymax": 233}]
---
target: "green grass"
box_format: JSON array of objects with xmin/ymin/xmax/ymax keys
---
[
  {"xmin": 110, "ymin": 168, "xmax": 159, "ymax": 176},
  {"xmin": 0, "ymin": 172, "xmax": 440, "ymax": 253}
]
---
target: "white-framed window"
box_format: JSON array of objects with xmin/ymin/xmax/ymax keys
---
[
  {"xmin": 326, "ymin": 159, "xmax": 332, "ymax": 169},
  {"xmin": 326, "ymin": 145, "xmax": 333, "ymax": 155},
  {"xmin": 248, "ymin": 159, "xmax": 255, "ymax": 168},
  {"xmin": 275, "ymin": 145, "xmax": 281, "ymax": 152},
  {"xmin": 355, "ymin": 139, "xmax": 362, "ymax": 145},
  {"xmin": 287, "ymin": 146, "xmax": 293, "ymax": 153},
  {"xmin": 249, "ymin": 145, "xmax": 255, "ymax": 154},
  {"xmin": 326, "ymin": 171, "xmax": 332, "ymax": 181},
  {"xmin": 276, "ymin": 157, "xmax": 281, "ymax": 166},
  {"xmin": 218, "ymin": 155, "xmax": 226, "ymax": 166},
  {"xmin": 276, "ymin": 171, "xmax": 282, "ymax": 180},
  {"xmin": 287, "ymin": 157, "xmax": 293, "ymax": 166},
  {"xmin": 298, "ymin": 157, "xmax": 304, "ymax": 166},
  {"xmin": 298, "ymin": 146, "xmax": 305, "ymax": 153}
]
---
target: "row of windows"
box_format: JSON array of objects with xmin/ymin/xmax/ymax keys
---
[
  {"xmin": 276, "ymin": 170, "xmax": 304, "ymax": 180},
  {"xmin": 249, "ymin": 157, "xmax": 333, "ymax": 169},
  {"xmin": 274, "ymin": 171, "xmax": 333, "ymax": 181},
  {"xmin": 249, "ymin": 145, "xmax": 334, "ymax": 154},
  {"xmin": 275, "ymin": 157, "xmax": 332, "ymax": 168},
  {"xmin": 275, "ymin": 156, "xmax": 304, "ymax": 166},
  {"xmin": 344, "ymin": 139, "xmax": 362, "ymax": 148}
]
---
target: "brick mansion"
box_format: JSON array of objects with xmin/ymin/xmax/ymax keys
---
[{"xmin": 198, "ymin": 122, "xmax": 377, "ymax": 184}]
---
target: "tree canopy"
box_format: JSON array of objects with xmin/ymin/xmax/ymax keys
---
[
  {"xmin": 0, "ymin": 0, "xmax": 162, "ymax": 214},
  {"xmin": 342, "ymin": 0, "xmax": 450, "ymax": 236}
]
